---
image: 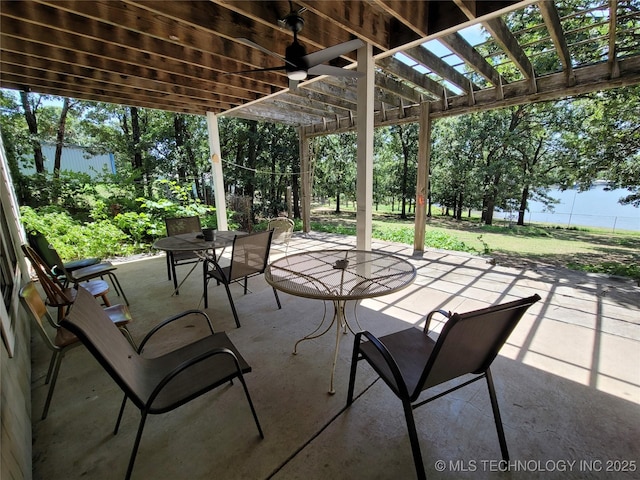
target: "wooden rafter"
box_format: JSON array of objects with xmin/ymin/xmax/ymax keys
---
[{"xmin": 0, "ymin": 0, "xmax": 636, "ymax": 129}]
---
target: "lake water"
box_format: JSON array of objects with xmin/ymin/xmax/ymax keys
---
[{"xmin": 495, "ymin": 184, "xmax": 640, "ymax": 232}]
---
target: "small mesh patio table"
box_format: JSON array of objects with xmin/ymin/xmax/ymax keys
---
[
  {"xmin": 265, "ymin": 249, "xmax": 416, "ymax": 394},
  {"xmin": 153, "ymin": 231, "xmax": 245, "ymax": 295}
]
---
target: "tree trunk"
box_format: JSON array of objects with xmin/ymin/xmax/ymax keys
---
[
  {"xmin": 245, "ymin": 121, "xmax": 258, "ymax": 223},
  {"xmin": 20, "ymin": 91, "xmax": 45, "ymax": 173},
  {"xmin": 427, "ymin": 177, "xmax": 432, "ymax": 217},
  {"xmin": 130, "ymin": 107, "xmax": 145, "ymax": 196},
  {"xmin": 397, "ymin": 125, "xmax": 410, "ymax": 220},
  {"xmin": 517, "ymin": 185, "xmax": 529, "ymax": 225},
  {"xmin": 53, "ymin": 98, "xmax": 72, "ymax": 180},
  {"xmin": 335, "ymin": 190, "xmax": 341, "ymax": 213},
  {"xmin": 455, "ymin": 191, "xmax": 463, "ymax": 220},
  {"xmin": 174, "ymin": 114, "xmax": 187, "ymax": 182}
]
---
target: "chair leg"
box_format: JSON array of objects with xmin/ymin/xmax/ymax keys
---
[
  {"xmin": 125, "ymin": 411, "xmax": 148, "ymax": 480},
  {"xmin": 118, "ymin": 326, "xmax": 137, "ymax": 350},
  {"xmin": 166, "ymin": 252, "xmax": 172, "ymax": 281},
  {"xmin": 44, "ymin": 351, "xmax": 57, "ymax": 385},
  {"xmin": 237, "ymin": 373, "xmax": 264, "ymax": 439},
  {"xmin": 107, "ymin": 272, "xmax": 130, "ymax": 305},
  {"xmin": 42, "ymin": 351, "xmax": 64, "ymax": 420},
  {"xmin": 243, "ymin": 276, "xmax": 248, "ymax": 294},
  {"xmin": 100, "ymin": 292, "xmax": 111, "ymax": 307},
  {"xmin": 485, "ymin": 368, "xmax": 510, "ymax": 461},
  {"xmin": 402, "ymin": 400, "xmax": 427, "ymax": 480},
  {"xmin": 223, "ymin": 282, "xmax": 241, "ymax": 328},
  {"xmin": 171, "ymin": 258, "xmax": 179, "ymax": 295},
  {"xmin": 346, "ymin": 339, "xmax": 361, "ymax": 406},
  {"xmin": 272, "ymin": 287, "xmax": 281, "ymax": 309},
  {"xmin": 114, "ymin": 394, "xmax": 128, "ymax": 435},
  {"xmin": 203, "ymin": 265, "xmax": 209, "ymax": 308}
]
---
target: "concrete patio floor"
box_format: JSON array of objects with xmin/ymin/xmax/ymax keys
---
[{"xmin": 30, "ymin": 232, "xmax": 640, "ymax": 479}]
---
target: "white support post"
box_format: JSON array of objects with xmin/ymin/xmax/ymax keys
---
[
  {"xmin": 205, "ymin": 112, "xmax": 228, "ymax": 231},
  {"xmin": 356, "ymin": 42, "xmax": 374, "ymax": 250},
  {"xmin": 413, "ymin": 102, "xmax": 431, "ymax": 255}
]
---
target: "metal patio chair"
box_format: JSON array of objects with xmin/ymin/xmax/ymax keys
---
[
  {"xmin": 267, "ymin": 217, "xmax": 294, "ymax": 254},
  {"xmin": 19, "ymin": 282, "xmax": 134, "ymax": 419},
  {"xmin": 27, "ymin": 230, "xmax": 129, "ymax": 305},
  {"xmin": 203, "ymin": 229, "xmax": 281, "ymax": 328},
  {"xmin": 22, "ymin": 244, "xmax": 112, "ymax": 321},
  {"xmin": 60, "ymin": 285, "xmax": 264, "ymax": 480},
  {"xmin": 164, "ymin": 216, "xmax": 203, "ymax": 293},
  {"xmin": 347, "ymin": 294, "xmax": 541, "ymax": 480}
]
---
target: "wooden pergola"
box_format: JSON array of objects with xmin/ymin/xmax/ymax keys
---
[{"xmin": 2, "ymin": 0, "xmax": 639, "ymax": 252}]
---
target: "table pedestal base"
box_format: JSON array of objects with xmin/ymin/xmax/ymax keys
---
[{"xmin": 294, "ymin": 300, "xmax": 357, "ymax": 394}]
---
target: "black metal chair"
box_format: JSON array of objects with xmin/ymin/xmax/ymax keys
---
[
  {"xmin": 60, "ymin": 285, "xmax": 264, "ymax": 480},
  {"xmin": 27, "ymin": 230, "xmax": 129, "ymax": 305},
  {"xmin": 347, "ymin": 294, "xmax": 541, "ymax": 480},
  {"xmin": 164, "ymin": 216, "xmax": 203, "ymax": 294},
  {"xmin": 19, "ymin": 282, "xmax": 134, "ymax": 419},
  {"xmin": 203, "ymin": 230, "xmax": 281, "ymax": 328}
]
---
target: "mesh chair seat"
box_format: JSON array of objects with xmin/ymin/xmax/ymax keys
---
[{"xmin": 347, "ymin": 294, "xmax": 541, "ymax": 480}]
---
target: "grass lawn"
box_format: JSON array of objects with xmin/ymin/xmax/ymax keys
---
[{"xmin": 308, "ymin": 206, "xmax": 640, "ymax": 283}]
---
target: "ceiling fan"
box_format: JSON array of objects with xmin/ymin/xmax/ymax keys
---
[{"xmin": 231, "ymin": 4, "xmax": 364, "ymax": 89}]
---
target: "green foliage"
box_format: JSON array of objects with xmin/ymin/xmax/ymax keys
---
[
  {"xmin": 20, "ymin": 206, "xmax": 133, "ymax": 260},
  {"xmin": 18, "ymin": 170, "xmax": 97, "ymax": 214},
  {"xmin": 309, "ymin": 220, "xmax": 476, "ymax": 254},
  {"xmin": 112, "ymin": 211, "xmax": 159, "ymax": 245},
  {"xmin": 424, "ymin": 231, "xmax": 474, "ymax": 253},
  {"xmin": 310, "ymin": 221, "xmax": 356, "ymax": 236},
  {"xmin": 567, "ymin": 261, "xmax": 640, "ymax": 283}
]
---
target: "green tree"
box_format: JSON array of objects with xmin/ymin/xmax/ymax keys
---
[
  {"xmin": 563, "ymin": 86, "xmax": 640, "ymax": 206},
  {"xmin": 313, "ymin": 132, "xmax": 357, "ymax": 213}
]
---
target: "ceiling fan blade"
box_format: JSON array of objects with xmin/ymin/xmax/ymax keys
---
[
  {"xmin": 225, "ymin": 66, "xmax": 287, "ymax": 75},
  {"xmin": 308, "ymin": 65, "xmax": 364, "ymax": 78},
  {"xmin": 303, "ymin": 38, "xmax": 365, "ymax": 68},
  {"xmin": 236, "ymin": 37, "xmax": 297, "ymax": 68}
]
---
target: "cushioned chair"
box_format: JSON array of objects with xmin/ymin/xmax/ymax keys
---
[
  {"xmin": 347, "ymin": 294, "xmax": 541, "ymax": 480},
  {"xmin": 203, "ymin": 230, "xmax": 281, "ymax": 328},
  {"xmin": 19, "ymin": 282, "xmax": 134, "ymax": 419},
  {"xmin": 164, "ymin": 216, "xmax": 203, "ymax": 294},
  {"xmin": 267, "ymin": 217, "xmax": 294, "ymax": 254},
  {"xmin": 60, "ymin": 285, "xmax": 264, "ymax": 480},
  {"xmin": 28, "ymin": 230, "xmax": 129, "ymax": 305}
]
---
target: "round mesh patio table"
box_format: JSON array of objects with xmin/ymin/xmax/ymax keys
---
[{"xmin": 265, "ymin": 249, "xmax": 416, "ymax": 394}]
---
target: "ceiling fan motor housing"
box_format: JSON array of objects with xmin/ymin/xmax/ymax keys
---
[
  {"xmin": 282, "ymin": 12, "xmax": 304, "ymax": 33},
  {"xmin": 285, "ymin": 41, "xmax": 308, "ymax": 72}
]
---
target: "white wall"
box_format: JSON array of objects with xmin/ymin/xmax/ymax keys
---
[{"xmin": 0, "ymin": 133, "xmax": 33, "ymax": 480}]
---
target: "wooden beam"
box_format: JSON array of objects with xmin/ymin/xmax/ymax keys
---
[
  {"xmin": 378, "ymin": 57, "xmax": 453, "ymax": 99},
  {"xmin": 608, "ymin": 0, "xmax": 620, "ymax": 78},
  {"xmin": 301, "ymin": 55, "xmax": 640, "ymax": 135},
  {"xmin": 403, "ymin": 45, "xmax": 480, "ymax": 92},
  {"xmin": 538, "ymin": 0, "xmax": 575, "ymax": 86},
  {"xmin": 299, "ymin": 128, "xmax": 312, "ymax": 233},
  {"xmin": 483, "ymin": 16, "xmax": 537, "ymax": 80},
  {"xmin": 440, "ymin": 32, "xmax": 504, "ymax": 87}
]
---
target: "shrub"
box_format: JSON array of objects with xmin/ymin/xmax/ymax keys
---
[{"xmin": 20, "ymin": 206, "xmax": 134, "ymax": 260}]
